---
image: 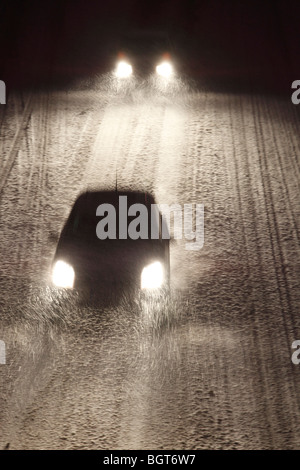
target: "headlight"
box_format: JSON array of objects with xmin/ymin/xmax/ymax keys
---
[
  {"xmin": 156, "ymin": 61, "xmax": 173, "ymax": 78},
  {"xmin": 141, "ymin": 261, "xmax": 164, "ymax": 289},
  {"xmin": 52, "ymin": 260, "xmax": 75, "ymax": 288},
  {"xmin": 115, "ymin": 60, "xmax": 132, "ymax": 78}
]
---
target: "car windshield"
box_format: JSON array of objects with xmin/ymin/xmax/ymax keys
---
[{"xmin": 64, "ymin": 192, "xmax": 163, "ymax": 246}]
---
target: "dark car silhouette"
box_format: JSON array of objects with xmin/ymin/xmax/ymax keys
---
[
  {"xmin": 114, "ymin": 30, "xmax": 174, "ymax": 79},
  {"xmin": 51, "ymin": 190, "xmax": 170, "ymax": 304}
]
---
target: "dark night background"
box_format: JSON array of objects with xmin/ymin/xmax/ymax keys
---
[{"xmin": 0, "ymin": 0, "xmax": 299, "ymax": 91}]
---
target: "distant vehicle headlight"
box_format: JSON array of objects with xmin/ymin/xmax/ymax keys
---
[
  {"xmin": 115, "ymin": 60, "xmax": 132, "ymax": 78},
  {"xmin": 141, "ymin": 261, "xmax": 164, "ymax": 289},
  {"xmin": 52, "ymin": 260, "xmax": 75, "ymax": 288},
  {"xmin": 156, "ymin": 61, "xmax": 173, "ymax": 78}
]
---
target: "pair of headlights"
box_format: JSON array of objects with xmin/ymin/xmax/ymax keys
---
[
  {"xmin": 115, "ymin": 60, "xmax": 173, "ymax": 79},
  {"xmin": 52, "ymin": 260, "xmax": 165, "ymax": 290}
]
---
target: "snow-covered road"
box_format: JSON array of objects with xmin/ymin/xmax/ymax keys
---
[{"xmin": 0, "ymin": 80, "xmax": 299, "ymax": 449}]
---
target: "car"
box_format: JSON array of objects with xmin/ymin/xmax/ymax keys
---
[
  {"xmin": 114, "ymin": 30, "xmax": 175, "ymax": 79},
  {"xmin": 51, "ymin": 190, "xmax": 170, "ymax": 304}
]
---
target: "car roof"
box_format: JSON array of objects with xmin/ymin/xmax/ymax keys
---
[
  {"xmin": 71, "ymin": 190, "xmax": 157, "ymax": 215},
  {"xmin": 117, "ymin": 30, "xmax": 171, "ymax": 57}
]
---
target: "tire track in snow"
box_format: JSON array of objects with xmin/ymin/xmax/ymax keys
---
[
  {"xmin": 0, "ymin": 93, "xmax": 33, "ymax": 197},
  {"xmin": 226, "ymin": 93, "xmax": 277, "ymax": 447},
  {"xmin": 250, "ymin": 94, "xmax": 300, "ymax": 446}
]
